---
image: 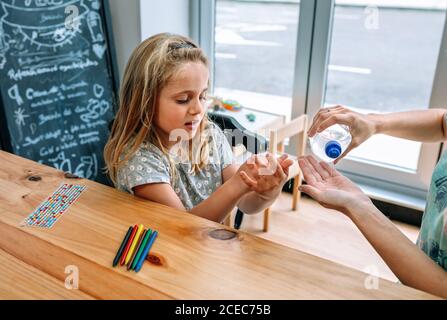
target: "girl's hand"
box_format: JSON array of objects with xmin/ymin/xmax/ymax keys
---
[
  {"xmin": 238, "ymin": 153, "xmax": 294, "ymax": 199},
  {"xmin": 298, "ymin": 155, "xmax": 373, "ymax": 217},
  {"xmin": 307, "ymin": 105, "xmax": 379, "ymax": 164}
]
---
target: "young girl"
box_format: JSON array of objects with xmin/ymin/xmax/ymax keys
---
[
  {"xmin": 104, "ymin": 33, "xmax": 293, "ymax": 223},
  {"xmin": 300, "ymin": 105, "xmax": 447, "ymax": 298}
]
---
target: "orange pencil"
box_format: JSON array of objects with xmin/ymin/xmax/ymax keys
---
[{"xmin": 119, "ymin": 225, "xmax": 138, "ymax": 266}]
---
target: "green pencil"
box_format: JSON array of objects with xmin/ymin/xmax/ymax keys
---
[
  {"xmin": 131, "ymin": 229, "xmax": 152, "ymax": 270},
  {"xmin": 127, "ymin": 229, "xmax": 147, "ymax": 270}
]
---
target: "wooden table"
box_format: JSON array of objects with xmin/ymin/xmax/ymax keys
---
[{"xmin": 0, "ymin": 151, "xmax": 438, "ymax": 299}]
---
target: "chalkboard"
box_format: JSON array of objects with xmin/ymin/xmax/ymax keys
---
[{"xmin": 0, "ymin": 0, "xmax": 119, "ymax": 185}]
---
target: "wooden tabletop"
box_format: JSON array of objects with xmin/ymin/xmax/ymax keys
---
[{"xmin": 0, "ymin": 151, "xmax": 438, "ymax": 299}]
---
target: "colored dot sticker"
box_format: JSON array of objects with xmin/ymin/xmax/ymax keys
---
[{"xmin": 22, "ymin": 184, "xmax": 86, "ymax": 228}]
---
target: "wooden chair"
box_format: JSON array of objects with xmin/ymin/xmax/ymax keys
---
[{"xmin": 262, "ymin": 114, "xmax": 308, "ymax": 232}]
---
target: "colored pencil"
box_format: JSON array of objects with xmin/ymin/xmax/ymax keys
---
[
  {"xmin": 135, "ymin": 230, "xmax": 158, "ymax": 272},
  {"xmin": 113, "ymin": 226, "xmax": 133, "ymax": 267},
  {"xmin": 119, "ymin": 225, "xmax": 138, "ymax": 266},
  {"xmin": 127, "ymin": 229, "xmax": 147, "ymax": 270},
  {"xmin": 125, "ymin": 224, "xmax": 144, "ymax": 265},
  {"xmin": 131, "ymin": 229, "xmax": 152, "ymax": 270}
]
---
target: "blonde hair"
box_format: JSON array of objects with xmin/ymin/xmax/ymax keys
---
[{"xmin": 104, "ymin": 33, "xmax": 211, "ymax": 186}]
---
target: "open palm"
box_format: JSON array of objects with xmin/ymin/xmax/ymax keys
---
[
  {"xmin": 239, "ymin": 153, "xmax": 293, "ymax": 198},
  {"xmin": 298, "ymin": 155, "xmax": 371, "ymax": 215}
]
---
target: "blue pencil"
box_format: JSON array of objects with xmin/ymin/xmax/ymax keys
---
[{"xmin": 134, "ymin": 230, "xmax": 158, "ymax": 272}]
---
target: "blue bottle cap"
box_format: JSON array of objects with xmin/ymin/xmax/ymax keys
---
[{"xmin": 325, "ymin": 140, "xmax": 342, "ymax": 159}]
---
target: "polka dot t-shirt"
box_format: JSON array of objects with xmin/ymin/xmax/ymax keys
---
[{"xmin": 116, "ymin": 123, "xmax": 234, "ymax": 210}]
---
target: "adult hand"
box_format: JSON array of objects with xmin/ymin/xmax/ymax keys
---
[
  {"xmin": 298, "ymin": 155, "xmax": 373, "ymax": 217},
  {"xmin": 307, "ymin": 105, "xmax": 378, "ymax": 164}
]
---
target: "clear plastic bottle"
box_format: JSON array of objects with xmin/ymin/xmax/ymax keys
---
[{"xmin": 309, "ymin": 124, "xmax": 352, "ymax": 162}]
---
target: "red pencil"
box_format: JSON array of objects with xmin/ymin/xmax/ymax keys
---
[{"xmin": 119, "ymin": 225, "xmax": 138, "ymax": 266}]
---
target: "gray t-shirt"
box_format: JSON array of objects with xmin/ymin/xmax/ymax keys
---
[{"xmin": 116, "ymin": 123, "xmax": 234, "ymax": 210}]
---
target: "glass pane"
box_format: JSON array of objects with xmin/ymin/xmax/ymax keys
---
[
  {"xmin": 325, "ymin": 1, "xmax": 447, "ymax": 171},
  {"xmin": 214, "ymin": 0, "xmax": 300, "ymax": 118}
]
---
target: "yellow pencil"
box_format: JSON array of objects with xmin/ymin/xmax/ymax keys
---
[{"xmin": 125, "ymin": 224, "xmax": 144, "ymax": 265}]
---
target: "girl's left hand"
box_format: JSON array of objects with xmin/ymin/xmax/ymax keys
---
[{"xmin": 238, "ymin": 153, "xmax": 294, "ymax": 199}]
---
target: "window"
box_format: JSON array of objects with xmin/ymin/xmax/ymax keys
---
[{"xmin": 213, "ymin": 0, "xmax": 300, "ymax": 118}]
